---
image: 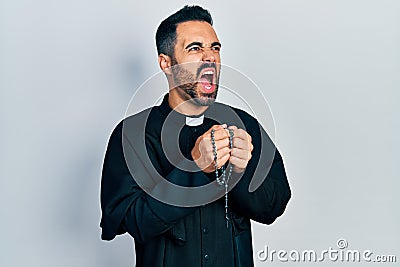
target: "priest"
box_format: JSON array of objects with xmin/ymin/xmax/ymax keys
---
[{"xmin": 100, "ymin": 5, "xmax": 291, "ymax": 267}]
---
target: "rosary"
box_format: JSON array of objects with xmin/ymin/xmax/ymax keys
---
[{"xmin": 211, "ymin": 127, "xmax": 234, "ymax": 228}]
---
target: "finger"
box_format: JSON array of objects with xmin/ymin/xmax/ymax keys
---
[
  {"xmin": 199, "ymin": 125, "xmax": 225, "ymax": 147},
  {"xmin": 214, "ymin": 138, "xmax": 230, "ymax": 150},
  {"xmin": 232, "ymin": 137, "xmax": 248, "ymax": 150},
  {"xmin": 199, "ymin": 133, "xmax": 232, "ymax": 156},
  {"xmin": 229, "ymin": 155, "xmax": 247, "ymax": 170},
  {"xmin": 205, "ymin": 145, "xmax": 230, "ymax": 163},
  {"xmin": 233, "ymin": 128, "xmax": 252, "ymax": 143},
  {"xmin": 218, "ymin": 153, "xmax": 230, "ymax": 168},
  {"xmin": 212, "ymin": 128, "xmax": 230, "ymax": 141},
  {"xmin": 205, "ymin": 124, "xmax": 226, "ymax": 134},
  {"xmin": 232, "ymin": 128, "xmax": 249, "ymax": 140},
  {"xmin": 216, "ymin": 146, "xmax": 231, "ymax": 160},
  {"xmin": 207, "ymin": 147, "xmax": 230, "ymax": 170},
  {"xmin": 227, "ymin": 125, "xmax": 237, "ymax": 141},
  {"xmin": 228, "ymin": 125, "xmax": 238, "ymax": 130},
  {"xmin": 235, "ymin": 138, "xmax": 253, "ymax": 152},
  {"xmin": 231, "ymin": 147, "xmax": 252, "ymax": 161},
  {"xmin": 232, "ymin": 132, "xmax": 253, "ymax": 150}
]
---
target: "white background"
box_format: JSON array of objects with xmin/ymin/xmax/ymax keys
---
[{"xmin": 1, "ymin": 0, "xmax": 399, "ymax": 266}]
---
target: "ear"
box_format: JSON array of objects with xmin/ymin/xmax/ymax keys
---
[{"xmin": 158, "ymin": 54, "xmax": 173, "ymax": 75}]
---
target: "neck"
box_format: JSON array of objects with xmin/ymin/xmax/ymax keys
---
[{"xmin": 168, "ymin": 90, "xmax": 209, "ymax": 116}]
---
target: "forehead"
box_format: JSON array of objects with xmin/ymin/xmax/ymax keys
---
[{"xmin": 175, "ymin": 21, "xmax": 219, "ymax": 46}]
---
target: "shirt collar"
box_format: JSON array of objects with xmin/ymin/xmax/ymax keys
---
[{"xmin": 185, "ymin": 115, "xmax": 204, "ymax": 126}]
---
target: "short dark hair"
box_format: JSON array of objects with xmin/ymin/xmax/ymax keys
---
[{"xmin": 155, "ymin": 5, "xmax": 213, "ymax": 57}]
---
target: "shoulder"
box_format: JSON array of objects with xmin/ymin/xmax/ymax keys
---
[{"xmin": 110, "ymin": 105, "xmax": 163, "ymax": 137}]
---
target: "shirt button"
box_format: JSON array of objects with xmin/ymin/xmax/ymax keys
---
[
  {"xmin": 204, "ymin": 254, "xmax": 209, "ymax": 261},
  {"xmin": 203, "ymin": 227, "xmax": 209, "ymax": 234}
]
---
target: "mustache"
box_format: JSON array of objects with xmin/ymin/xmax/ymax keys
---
[{"xmin": 196, "ymin": 62, "xmax": 217, "ymax": 77}]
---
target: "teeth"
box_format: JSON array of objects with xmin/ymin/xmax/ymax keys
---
[{"xmin": 203, "ymin": 70, "xmax": 214, "ymax": 75}]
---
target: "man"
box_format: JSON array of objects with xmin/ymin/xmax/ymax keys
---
[{"xmin": 100, "ymin": 5, "xmax": 291, "ymax": 267}]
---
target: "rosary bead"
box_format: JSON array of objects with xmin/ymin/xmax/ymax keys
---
[{"xmin": 210, "ymin": 126, "xmax": 234, "ymax": 228}]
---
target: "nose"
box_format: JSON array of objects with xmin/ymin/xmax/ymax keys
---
[{"xmin": 202, "ymin": 49, "xmax": 215, "ymax": 62}]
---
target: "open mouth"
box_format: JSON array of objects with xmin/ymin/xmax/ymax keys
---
[{"xmin": 199, "ymin": 68, "xmax": 216, "ymax": 93}]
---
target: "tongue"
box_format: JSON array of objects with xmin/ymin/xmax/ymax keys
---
[{"xmin": 200, "ymin": 77, "xmax": 214, "ymax": 92}]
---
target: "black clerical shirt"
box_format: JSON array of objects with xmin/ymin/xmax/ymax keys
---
[{"xmin": 100, "ymin": 94, "xmax": 291, "ymax": 267}]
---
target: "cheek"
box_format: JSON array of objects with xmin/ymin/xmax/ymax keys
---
[
  {"xmin": 214, "ymin": 52, "xmax": 221, "ymax": 60},
  {"xmin": 182, "ymin": 61, "xmax": 203, "ymax": 75},
  {"xmin": 182, "ymin": 54, "xmax": 204, "ymax": 64}
]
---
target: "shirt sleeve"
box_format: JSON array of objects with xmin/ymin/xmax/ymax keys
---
[
  {"xmin": 100, "ymin": 122, "xmax": 209, "ymax": 243},
  {"xmin": 229, "ymin": 113, "xmax": 291, "ymax": 225}
]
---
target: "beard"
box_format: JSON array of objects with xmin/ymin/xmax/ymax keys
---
[{"xmin": 171, "ymin": 60, "xmax": 219, "ymax": 106}]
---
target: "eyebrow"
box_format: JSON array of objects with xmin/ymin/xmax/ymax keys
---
[{"xmin": 185, "ymin": 41, "xmax": 222, "ymax": 50}]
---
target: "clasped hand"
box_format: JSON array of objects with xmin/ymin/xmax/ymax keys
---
[{"xmin": 191, "ymin": 124, "xmax": 253, "ymax": 173}]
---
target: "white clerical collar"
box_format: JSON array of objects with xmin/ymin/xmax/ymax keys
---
[{"xmin": 185, "ymin": 115, "xmax": 204, "ymax": 126}]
